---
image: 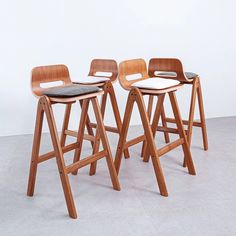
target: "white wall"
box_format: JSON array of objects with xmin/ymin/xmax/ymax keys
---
[{"xmin": 0, "ymin": 0, "xmax": 235, "ymax": 136}]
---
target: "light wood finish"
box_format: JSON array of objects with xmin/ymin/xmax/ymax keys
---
[
  {"xmin": 27, "ymin": 65, "xmax": 120, "ymax": 219},
  {"xmin": 148, "ymin": 58, "xmax": 208, "ymax": 166},
  {"xmin": 115, "ymin": 59, "xmax": 196, "ymax": 196}
]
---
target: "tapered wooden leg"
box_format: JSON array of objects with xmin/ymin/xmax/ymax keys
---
[
  {"xmin": 89, "ymin": 92, "xmax": 107, "ymax": 176},
  {"xmin": 197, "ymin": 79, "xmax": 208, "ymax": 151},
  {"xmin": 108, "ymin": 82, "xmax": 130, "ymax": 159},
  {"xmin": 187, "ymin": 80, "xmax": 197, "ymax": 145},
  {"xmin": 43, "ymin": 96, "xmax": 77, "ymax": 219},
  {"xmin": 60, "ymin": 104, "xmax": 72, "ymax": 147},
  {"xmin": 141, "ymin": 95, "xmax": 154, "ymax": 157},
  {"xmin": 114, "ymin": 90, "xmax": 135, "ymax": 174},
  {"xmin": 169, "ymin": 92, "xmax": 196, "ymax": 175},
  {"xmin": 91, "ymin": 97, "xmax": 120, "ymax": 191},
  {"xmin": 183, "ymin": 79, "xmax": 198, "ymax": 167},
  {"xmin": 72, "ymin": 99, "xmax": 90, "ymax": 175},
  {"xmin": 89, "ymin": 128, "xmax": 101, "ymax": 176},
  {"xmin": 161, "ymin": 107, "xmax": 170, "ymax": 143},
  {"xmin": 143, "ymin": 94, "xmax": 165, "ymax": 163},
  {"xmin": 27, "ymin": 99, "xmax": 44, "ymax": 197},
  {"xmin": 134, "ymin": 89, "xmax": 168, "ymax": 196},
  {"xmin": 79, "ymin": 100, "xmax": 95, "ymax": 149}
]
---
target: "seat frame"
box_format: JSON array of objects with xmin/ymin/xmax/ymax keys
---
[
  {"xmin": 27, "ymin": 65, "xmax": 120, "ymax": 219},
  {"xmin": 115, "ymin": 59, "xmax": 196, "ymax": 196}
]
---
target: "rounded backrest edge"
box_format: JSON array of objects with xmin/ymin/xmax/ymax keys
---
[
  {"xmin": 148, "ymin": 58, "xmax": 191, "ymax": 82},
  {"xmin": 88, "ymin": 59, "xmax": 118, "ymax": 82},
  {"xmin": 31, "ymin": 64, "xmax": 72, "ymax": 97},
  {"xmin": 118, "ymin": 58, "xmax": 149, "ymax": 90}
]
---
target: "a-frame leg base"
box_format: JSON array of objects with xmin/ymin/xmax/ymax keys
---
[{"xmin": 114, "ymin": 88, "xmax": 168, "ymax": 196}]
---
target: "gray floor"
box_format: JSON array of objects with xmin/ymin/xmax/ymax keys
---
[{"xmin": 0, "ymin": 117, "xmax": 236, "ymax": 236}]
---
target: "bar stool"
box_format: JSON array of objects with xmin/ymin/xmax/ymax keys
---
[
  {"xmin": 148, "ymin": 58, "xmax": 208, "ymax": 166},
  {"xmin": 71, "ymin": 59, "xmax": 129, "ymax": 176},
  {"xmin": 27, "ymin": 65, "xmax": 120, "ymax": 219},
  {"xmin": 114, "ymin": 59, "xmax": 196, "ymax": 196}
]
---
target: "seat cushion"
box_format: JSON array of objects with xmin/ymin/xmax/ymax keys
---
[
  {"xmin": 133, "ymin": 77, "xmax": 180, "ymax": 90},
  {"xmin": 157, "ymin": 72, "xmax": 198, "ymax": 79},
  {"xmin": 74, "ymin": 76, "xmax": 110, "ymax": 84},
  {"xmin": 43, "ymin": 84, "xmax": 100, "ymax": 98},
  {"xmin": 184, "ymin": 72, "xmax": 198, "ymax": 79}
]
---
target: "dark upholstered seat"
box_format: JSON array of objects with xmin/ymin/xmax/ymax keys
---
[
  {"xmin": 43, "ymin": 84, "xmax": 100, "ymax": 98},
  {"xmin": 157, "ymin": 72, "xmax": 198, "ymax": 79},
  {"xmin": 184, "ymin": 72, "xmax": 198, "ymax": 79}
]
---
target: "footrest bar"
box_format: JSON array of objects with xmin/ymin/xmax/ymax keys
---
[
  {"xmin": 66, "ymin": 150, "xmax": 108, "ymax": 174},
  {"xmin": 38, "ymin": 142, "xmax": 79, "ymax": 163},
  {"xmin": 165, "ymin": 118, "xmax": 202, "ymax": 127},
  {"xmin": 65, "ymin": 130, "xmax": 95, "ymax": 142},
  {"xmin": 90, "ymin": 123, "xmax": 119, "ymax": 133},
  {"xmin": 124, "ymin": 135, "xmax": 146, "ymax": 149},
  {"xmin": 157, "ymin": 138, "xmax": 184, "ymax": 157},
  {"xmin": 157, "ymin": 126, "xmax": 179, "ymax": 134}
]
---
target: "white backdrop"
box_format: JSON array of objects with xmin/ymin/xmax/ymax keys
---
[{"xmin": 0, "ymin": 0, "xmax": 235, "ymax": 136}]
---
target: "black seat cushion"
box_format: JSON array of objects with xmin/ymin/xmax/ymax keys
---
[
  {"xmin": 43, "ymin": 84, "xmax": 100, "ymax": 98},
  {"xmin": 185, "ymin": 72, "xmax": 198, "ymax": 79}
]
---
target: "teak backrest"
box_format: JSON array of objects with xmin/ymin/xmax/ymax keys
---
[
  {"xmin": 88, "ymin": 59, "xmax": 118, "ymax": 82},
  {"xmin": 31, "ymin": 64, "xmax": 72, "ymax": 97},
  {"xmin": 148, "ymin": 58, "xmax": 191, "ymax": 82},
  {"xmin": 119, "ymin": 59, "xmax": 149, "ymax": 90}
]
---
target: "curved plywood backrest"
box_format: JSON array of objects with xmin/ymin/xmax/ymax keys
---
[
  {"xmin": 118, "ymin": 59, "xmax": 149, "ymax": 90},
  {"xmin": 88, "ymin": 59, "xmax": 118, "ymax": 82},
  {"xmin": 31, "ymin": 64, "xmax": 72, "ymax": 97},
  {"xmin": 148, "ymin": 58, "xmax": 191, "ymax": 82}
]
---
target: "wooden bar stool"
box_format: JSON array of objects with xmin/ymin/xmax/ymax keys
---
[
  {"xmin": 148, "ymin": 58, "xmax": 208, "ymax": 166},
  {"xmin": 114, "ymin": 59, "xmax": 196, "ymax": 196},
  {"xmin": 71, "ymin": 59, "xmax": 129, "ymax": 176},
  {"xmin": 27, "ymin": 65, "xmax": 120, "ymax": 219}
]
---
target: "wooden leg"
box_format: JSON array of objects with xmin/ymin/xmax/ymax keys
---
[
  {"xmin": 143, "ymin": 94, "xmax": 165, "ymax": 163},
  {"xmin": 187, "ymin": 80, "xmax": 197, "ymax": 145},
  {"xmin": 114, "ymin": 90, "xmax": 135, "ymax": 174},
  {"xmin": 169, "ymin": 92, "xmax": 196, "ymax": 175},
  {"xmin": 183, "ymin": 79, "xmax": 198, "ymax": 167},
  {"xmin": 43, "ymin": 96, "xmax": 77, "ymax": 219},
  {"xmin": 108, "ymin": 82, "xmax": 130, "ymax": 159},
  {"xmin": 161, "ymin": 106, "xmax": 170, "ymax": 143},
  {"xmin": 134, "ymin": 89, "xmax": 168, "ymax": 196},
  {"xmin": 197, "ymin": 79, "xmax": 208, "ymax": 151},
  {"xmin": 60, "ymin": 104, "xmax": 72, "ymax": 147},
  {"xmin": 141, "ymin": 95, "xmax": 154, "ymax": 157},
  {"xmin": 91, "ymin": 97, "xmax": 120, "ymax": 191},
  {"xmin": 89, "ymin": 92, "xmax": 107, "ymax": 176},
  {"xmin": 27, "ymin": 99, "xmax": 44, "ymax": 196},
  {"xmin": 89, "ymin": 128, "xmax": 100, "ymax": 176},
  {"xmin": 79, "ymin": 100, "xmax": 95, "ymax": 149},
  {"xmin": 72, "ymin": 99, "xmax": 90, "ymax": 176}
]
